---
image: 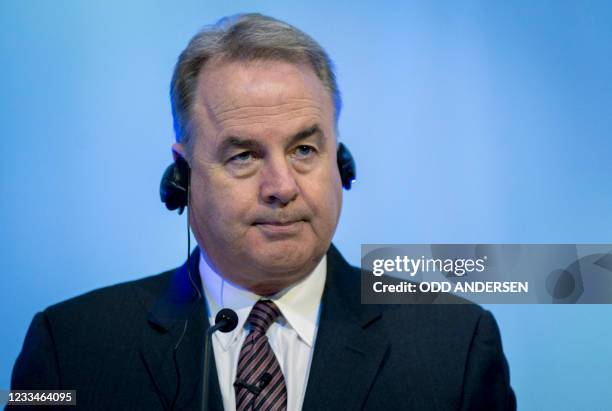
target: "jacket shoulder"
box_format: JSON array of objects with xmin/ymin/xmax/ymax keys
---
[
  {"xmin": 11, "ymin": 268, "xmax": 177, "ymax": 392},
  {"xmin": 41, "ymin": 269, "xmax": 175, "ymax": 339},
  {"xmin": 47, "ymin": 269, "xmax": 171, "ymax": 312}
]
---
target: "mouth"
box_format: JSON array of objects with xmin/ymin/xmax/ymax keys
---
[
  {"xmin": 253, "ymin": 219, "xmax": 306, "ymax": 236},
  {"xmin": 255, "ymin": 220, "xmax": 302, "ymax": 226}
]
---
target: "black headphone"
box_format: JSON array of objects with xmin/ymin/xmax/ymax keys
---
[{"xmin": 160, "ymin": 142, "xmax": 356, "ymax": 214}]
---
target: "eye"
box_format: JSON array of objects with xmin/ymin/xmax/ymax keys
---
[
  {"xmin": 228, "ymin": 151, "xmax": 254, "ymax": 164},
  {"xmin": 293, "ymin": 145, "xmax": 317, "ymax": 159}
]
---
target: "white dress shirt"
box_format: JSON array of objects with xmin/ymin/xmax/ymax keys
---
[{"xmin": 199, "ymin": 251, "xmax": 327, "ymax": 411}]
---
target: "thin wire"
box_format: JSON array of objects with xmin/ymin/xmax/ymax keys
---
[
  {"xmin": 220, "ymin": 278, "xmax": 225, "ymax": 307},
  {"xmin": 170, "ymin": 164, "xmax": 202, "ymax": 411},
  {"xmin": 186, "ymin": 168, "xmax": 201, "ymax": 300}
]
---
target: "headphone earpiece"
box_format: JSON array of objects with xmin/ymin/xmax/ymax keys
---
[
  {"xmin": 336, "ymin": 142, "xmax": 356, "ymax": 190},
  {"xmin": 160, "ymin": 156, "xmax": 190, "ymax": 214},
  {"xmin": 160, "ymin": 143, "xmax": 356, "ymax": 213}
]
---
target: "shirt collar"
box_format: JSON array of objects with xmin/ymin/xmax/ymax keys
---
[{"xmin": 199, "ymin": 249, "xmax": 327, "ymax": 351}]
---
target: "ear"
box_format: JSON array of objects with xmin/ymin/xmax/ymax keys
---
[{"xmin": 172, "ymin": 142, "xmax": 187, "ymax": 162}]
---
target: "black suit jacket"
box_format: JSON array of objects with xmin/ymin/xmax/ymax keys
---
[{"xmin": 9, "ymin": 245, "xmax": 516, "ymax": 410}]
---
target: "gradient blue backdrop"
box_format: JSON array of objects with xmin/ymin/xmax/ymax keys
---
[{"xmin": 2, "ymin": 1, "xmax": 611, "ymax": 409}]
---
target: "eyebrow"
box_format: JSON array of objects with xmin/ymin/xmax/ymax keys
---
[{"xmin": 216, "ymin": 124, "xmax": 324, "ymax": 158}]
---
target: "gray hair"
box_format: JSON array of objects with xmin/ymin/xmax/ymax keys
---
[{"xmin": 170, "ymin": 13, "xmax": 341, "ymax": 149}]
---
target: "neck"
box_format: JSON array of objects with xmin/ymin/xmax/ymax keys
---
[{"xmin": 198, "ymin": 246, "xmax": 323, "ymax": 299}]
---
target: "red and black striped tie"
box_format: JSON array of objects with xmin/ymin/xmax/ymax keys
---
[{"xmin": 234, "ymin": 300, "xmax": 287, "ymax": 411}]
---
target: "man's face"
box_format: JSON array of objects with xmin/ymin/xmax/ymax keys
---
[{"xmin": 175, "ymin": 58, "xmax": 342, "ymax": 294}]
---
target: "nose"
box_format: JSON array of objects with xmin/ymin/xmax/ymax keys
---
[{"xmin": 259, "ymin": 155, "xmax": 299, "ymax": 206}]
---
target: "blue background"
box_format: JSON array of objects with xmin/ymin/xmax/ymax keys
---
[{"xmin": 1, "ymin": 1, "xmax": 611, "ymax": 409}]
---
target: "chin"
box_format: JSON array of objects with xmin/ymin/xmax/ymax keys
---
[{"xmin": 250, "ymin": 241, "xmax": 317, "ymax": 275}]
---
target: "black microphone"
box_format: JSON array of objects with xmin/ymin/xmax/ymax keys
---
[
  {"xmin": 214, "ymin": 308, "xmax": 239, "ymax": 333},
  {"xmin": 202, "ymin": 308, "xmax": 238, "ymax": 411}
]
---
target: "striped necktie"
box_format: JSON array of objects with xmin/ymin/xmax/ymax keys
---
[{"xmin": 234, "ymin": 300, "xmax": 287, "ymax": 411}]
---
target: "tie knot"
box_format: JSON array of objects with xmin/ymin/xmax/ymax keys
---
[{"xmin": 246, "ymin": 300, "xmax": 281, "ymax": 334}]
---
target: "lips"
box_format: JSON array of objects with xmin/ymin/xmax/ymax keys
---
[
  {"xmin": 252, "ymin": 213, "xmax": 309, "ymax": 225},
  {"xmin": 254, "ymin": 220, "xmax": 302, "ymax": 226},
  {"xmin": 253, "ymin": 219, "xmax": 306, "ymax": 236}
]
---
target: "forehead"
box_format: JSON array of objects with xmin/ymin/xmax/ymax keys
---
[{"xmin": 191, "ymin": 58, "xmax": 334, "ymax": 138}]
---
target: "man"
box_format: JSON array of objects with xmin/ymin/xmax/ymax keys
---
[{"xmin": 10, "ymin": 13, "xmax": 516, "ymax": 410}]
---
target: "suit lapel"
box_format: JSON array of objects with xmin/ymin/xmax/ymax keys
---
[
  {"xmin": 139, "ymin": 248, "xmax": 224, "ymax": 411},
  {"xmin": 303, "ymin": 245, "xmax": 389, "ymax": 411}
]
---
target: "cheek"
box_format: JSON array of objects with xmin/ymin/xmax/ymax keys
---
[
  {"xmin": 191, "ymin": 175, "xmax": 252, "ymax": 233},
  {"xmin": 302, "ymin": 175, "xmax": 342, "ymax": 231}
]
